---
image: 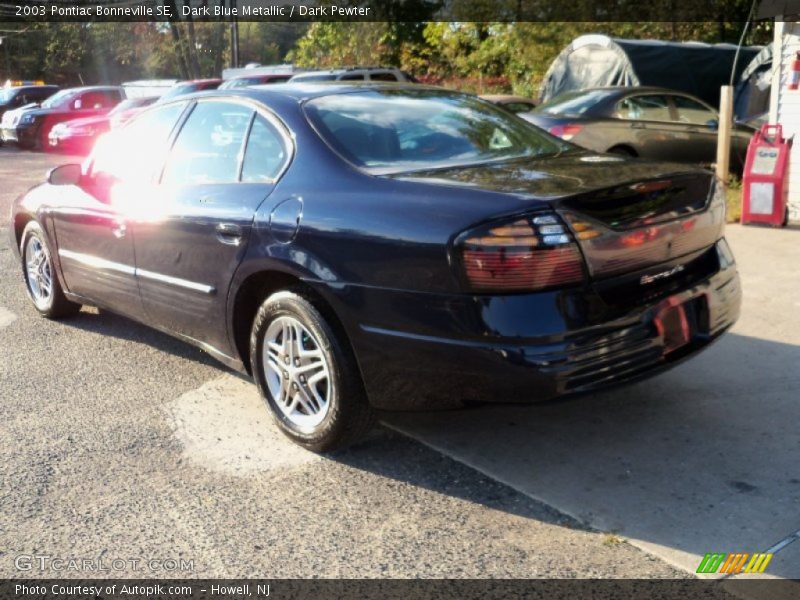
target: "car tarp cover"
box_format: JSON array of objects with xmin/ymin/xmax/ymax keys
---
[{"xmin": 540, "ymin": 35, "xmax": 762, "ymax": 110}]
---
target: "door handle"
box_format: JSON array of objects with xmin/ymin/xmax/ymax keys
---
[
  {"xmin": 216, "ymin": 223, "xmax": 243, "ymax": 246},
  {"xmin": 112, "ymin": 222, "xmax": 127, "ymax": 239},
  {"xmin": 631, "ymin": 122, "xmax": 646, "ymax": 129}
]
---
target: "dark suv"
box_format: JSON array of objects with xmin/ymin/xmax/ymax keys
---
[
  {"xmin": 0, "ymin": 85, "xmax": 59, "ymax": 144},
  {"xmin": 288, "ymin": 67, "xmax": 416, "ymax": 83}
]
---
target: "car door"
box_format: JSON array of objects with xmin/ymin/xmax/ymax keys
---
[
  {"xmin": 133, "ymin": 98, "xmax": 290, "ymax": 351},
  {"xmin": 668, "ymin": 94, "xmax": 720, "ymax": 165},
  {"xmin": 613, "ymin": 94, "xmax": 687, "ymax": 161},
  {"xmin": 52, "ymin": 101, "xmax": 188, "ymax": 318}
]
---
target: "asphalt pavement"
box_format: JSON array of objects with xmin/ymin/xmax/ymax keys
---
[{"xmin": 0, "ymin": 146, "xmax": 796, "ymax": 593}]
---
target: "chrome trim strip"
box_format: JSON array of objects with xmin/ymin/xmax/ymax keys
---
[
  {"xmin": 59, "ymin": 249, "xmax": 215, "ymax": 295},
  {"xmin": 59, "ymin": 249, "xmax": 136, "ymax": 276},
  {"xmin": 136, "ymin": 268, "xmax": 216, "ymax": 295}
]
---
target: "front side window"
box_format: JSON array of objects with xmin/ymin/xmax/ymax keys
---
[
  {"xmin": 305, "ymin": 89, "xmax": 570, "ymax": 173},
  {"xmin": 162, "ymin": 101, "xmax": 252, "ymax": 185},
  {"xmin": 41, "ymin": 90, "xmax": 74, "ymax": 109},
  {"xmin": 616, "ymin": 95, "xmax": 671, "ymax": 122},
  {"xmin": 91, "ymin": 101, "xmax": 188, "ymax": 185}
]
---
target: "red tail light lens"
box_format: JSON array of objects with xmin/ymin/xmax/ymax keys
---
[
  {"xmin": 548, "ymin": 124, "xmax": 583, "ymax": 141},
  {"xmin": 458, "ymin": 214, "xmax": 586, "ymax": 292}
]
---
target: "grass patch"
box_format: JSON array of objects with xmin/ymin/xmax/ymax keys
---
[
  {"xmin": 602, "ymin": 533, "xmax": 625, "ymax": 547},
  {"xmin": 726, "ymin": 177, "xmax": 742, "ymax": 224}
]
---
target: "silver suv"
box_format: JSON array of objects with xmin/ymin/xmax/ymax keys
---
[{"xmin": 288, "ymin": 67, "xmax": 416, "ymax": 84}]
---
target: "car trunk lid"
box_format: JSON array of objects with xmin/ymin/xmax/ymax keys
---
[{"xmin": 392, "ymin": 151, "xmax": 724, "ymax": 281}]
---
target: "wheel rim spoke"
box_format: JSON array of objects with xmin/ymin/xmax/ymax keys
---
[
  {"xmin": 263, "ymin": 315, "xmax": 332, "ymax": 429},
  {"xmin": 25, "ymin": 237, "xmax": 51, "ymax": 304}
]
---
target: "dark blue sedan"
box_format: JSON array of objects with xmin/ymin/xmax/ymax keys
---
[{"xmin": 10, "ymin": 84, "xmax": 741, "ymax": 451}]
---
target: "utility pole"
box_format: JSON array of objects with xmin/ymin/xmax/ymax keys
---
[
  {"xmin": 0, "ymin": 37, "xmax": 9, "ymax": 81},
  {"xmin": 229, "ymin": 0, "xmax": 239, "ymax": 69}
]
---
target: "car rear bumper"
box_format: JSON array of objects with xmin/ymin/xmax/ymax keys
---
[
  {"xmin": 323, "ymin": 240, "xmax": 741, "ymax": 410},
  {"xmin": 2, "ymin": 124, "xmax": 36, "ymax": 147}
]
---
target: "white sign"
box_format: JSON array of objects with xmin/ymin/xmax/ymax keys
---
[{"xmin": 749, "ymin": 182, "xmax": 775, "ymax": 215}]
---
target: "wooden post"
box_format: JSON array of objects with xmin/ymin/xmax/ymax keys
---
[{"xmin": 716, "ymin": 85, "xmax": 734, "ymax": 190}]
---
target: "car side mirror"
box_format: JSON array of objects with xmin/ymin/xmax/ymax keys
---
[
  {"xmin": 73, "ymin": 99, "xmax": 82, "ymax": 110},
  {"xmin": 47, "ymin": 164, "xmax": 82, "ymax": 186},
  {"xmin": 707, "ymin": 119, "xmax": 719, "ymax": 131}
]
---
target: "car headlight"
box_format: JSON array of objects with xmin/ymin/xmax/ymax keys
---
[{"xmin": 20, "ymin": 114, "xmax": 36, "ymax": 125}]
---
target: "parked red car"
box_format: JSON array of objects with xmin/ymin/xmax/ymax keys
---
[
  {"xmin": 1, "ymin": 86, "xmax": 124, "ymax": 150},
  {"xmin": 48, "ymin": 96, "xmax": 158, "ymax": 155}
]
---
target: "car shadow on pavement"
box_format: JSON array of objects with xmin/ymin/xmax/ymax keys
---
[
  {"xmin": 381, "ymin": 332, "xmax": 800, "ymax": 580},
  {"xmin": 62, "ymin": 307, "xmax": 223, "ymax": 370},
  {"xmin": 328, "ymin": 426, "xmax": 593, "ymax": 530}
]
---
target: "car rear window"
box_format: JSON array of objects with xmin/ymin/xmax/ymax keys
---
[{"xmin": 305, "ymin": 89, "xmax": 570, "ymax": 174}]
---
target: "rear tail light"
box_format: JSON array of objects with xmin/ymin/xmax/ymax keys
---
[
  {"xmin": 457, "ymin": 213, "xmax": 586, "ymax": 292},
  {"xmin": 548, "ymin": 124, "xmax": 583, "ymax": 141}
]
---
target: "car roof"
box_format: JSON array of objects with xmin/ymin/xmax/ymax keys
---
[
  {"xmin": 60, "ymin": 85, "xmax": 124, "ymax": 93},
  {"xmin": 6, "ymin": 84, "xmax": 59, "ymax": 91},
  {"xmin": 480, "ymin": 94, "xmax": 535, "ymax": 103},
  {"xmin": 564, "ymin": 86, "xmax": 704, "ymax": 98},
  {"xmin": 188, "ymin": 82, "xmax": 443, "ymax": 103}
]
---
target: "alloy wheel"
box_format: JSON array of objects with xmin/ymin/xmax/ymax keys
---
[
  {"xmin": 25, "ymin": 236, "xmax": 53, "ymax": 307},
  {"xmin": 263, "ymin": 315, "xmax": 332, "ymax": 429}
]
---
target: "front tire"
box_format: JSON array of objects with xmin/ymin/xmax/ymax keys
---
[
  {"xmin": 20, "ymin": 221, "xmax": 81, "ymax": 318},
  {"xmin": 250, "ymin": 289, "xmax": 375, "ymax": 452}
]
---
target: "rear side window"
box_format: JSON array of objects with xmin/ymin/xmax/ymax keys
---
[
  {"xmin": 339, "ymin": 73, "xmax": 365, "ymax": 81},
  {"xmin": 369, "ymin": 73, "xmax": 399, "ymax": 82},
  {"xmin": 162, "ymin": 101, "xmax": 252, "ymax": 185},
  {"xmin": 241, "ymin": 115, "xmax": 287, "ymax": 183},
  {"xmin": 616, "ymin": 95, "xmax": 671, "ymax": 122},
  {"xmin": 672, "ymin": 95, "xmax": 715, "ymax": 125}
]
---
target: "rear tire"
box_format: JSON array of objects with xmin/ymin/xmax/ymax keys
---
[
  {"xmin": 20, "ymin": 221, "xmax": 81, "ymax": 319},
  {"xmin": 249, "ymin": 289, "xmax": 375, "ymax": 452}
]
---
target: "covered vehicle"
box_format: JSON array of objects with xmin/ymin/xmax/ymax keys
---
[
  {"xmin": 524, "ymin": 86, "xmax": 755, "ymax": 172},
  {"xmin": 48, "ymin": 96, "xmax": 158, "ymax": 155},
  {"xmin": 540, "ymin": 35, "xmax": 761, "ymax": 110},
  {"xmin": 1, "ymin": 86, "xmax": 124, "ymax": 150},
  {"xmin": 734, "ymin": 45, "xmax": 772, "ymax": 121}
]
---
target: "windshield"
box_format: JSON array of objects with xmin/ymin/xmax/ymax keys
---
[
  {"xmin": 41, "ymin": 90, "xmax": 75, "ymax": 109},
  {"xmin": 110, "ymin": 97, "xmax": 155, "ymax": 114},
  {"xmin": 0, "ymin": 89, "xmax": 15, "ymax": 104},
  {"xmin": 536, "ymin": 90, "xmax": 616, "ymax": 116},
  {"xmin": 305, "ymin": 89, "xmax": 570, "ymax": 174}
]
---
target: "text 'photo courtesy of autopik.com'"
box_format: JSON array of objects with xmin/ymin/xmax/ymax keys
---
[{"xmin": 0, "ymin": 0, "xmax": 798, "ymax": 599}]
